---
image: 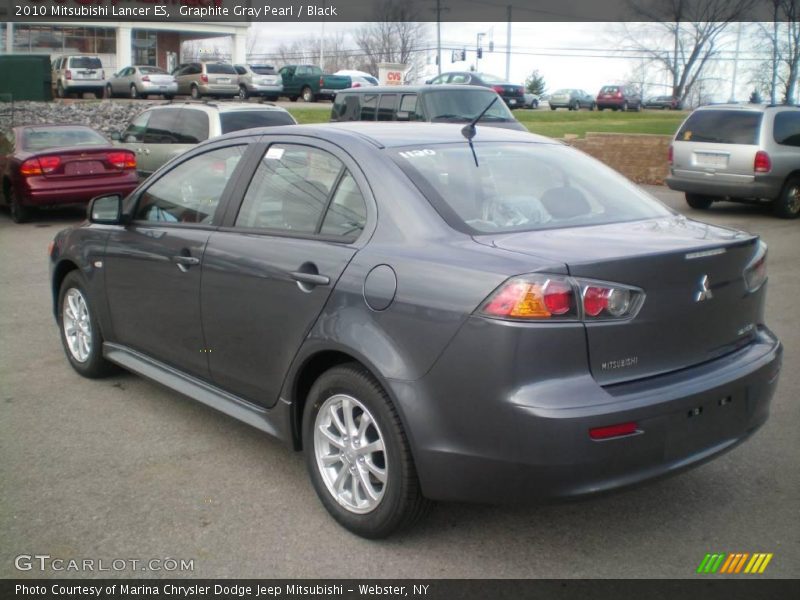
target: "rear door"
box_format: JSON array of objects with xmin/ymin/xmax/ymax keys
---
[
  {"xmin": 103, "ymin": 143, "xmax": 248, "ymax": 379},
  {"xmin": 672, "ymin": 110, "xmax": 763, "ymax": 183},
  {"xmin": 201, "ymin": 140, "xmax": 371, "ymax": 407}
]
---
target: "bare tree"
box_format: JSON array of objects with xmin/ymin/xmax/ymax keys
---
[
  {"xmin": 354, "ymin": 0, "xmax": 430, "ymax": 82},
  {"xmin": 620, "ymin": 0, "xmax": 756, "ymax": 105},
  {"xmin": 748, "ymin": 2, "xmax": 800, "ymax": 104}
]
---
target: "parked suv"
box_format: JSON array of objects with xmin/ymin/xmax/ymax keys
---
[
  {"xmin": 596, "ymin": 85, "xmax": 642, "ymax": 111},
  {"xmin": 666, "ymin": 104, "xmax": 800, "ymax": 218},
  {"xmin": 52, "ymin": 55, "xmax": 105, "ymax": 99},
  {"xmin": 234, "ymin": 64, "xmax": 283, "ymax": 101},
  {"xmin": 172, "ymin": 62, "xmax": 239, "ymax": 99},
  {"xmin": 112, "ymin": 102, "xmax": 296, "ymax": 178},
  {"xmin": 330, "ymin": 85, "xmax": 527, "ymax": 131}
]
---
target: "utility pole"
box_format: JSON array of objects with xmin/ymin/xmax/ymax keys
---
[
  {"xmin": 476, "ymin": 32, "xmax": 485, "ymax": 72},
  {"xmin": 771, "ymin": 18, "xmax": 779, "ymax": 104},
  {"xmin": 436, "ymin": 0, "xmax": 442, "ymax": 75},
  {"xmin": 319, "ymin": 1, "xmax": 325, "ymax": 70},
  {"xmin": 505, "ymin": 5, "xmax": 512, "ymax": 81},
  {"xmin": 729, "ymin": 22, "xmax": 742, "ymax": 102}
]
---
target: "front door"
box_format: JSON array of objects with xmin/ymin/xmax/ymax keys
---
[
  {"xmin": 201, "ymin": 142, "xmax": 370, "ymax": 407},
  {"xmin": 103, "ymin": 144, "xmax": 248, "ymax": 379}
]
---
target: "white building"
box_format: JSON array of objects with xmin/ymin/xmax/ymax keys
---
[{"xmin": 2, "ymin": 21, "xmax": 250, "ymax": 72}]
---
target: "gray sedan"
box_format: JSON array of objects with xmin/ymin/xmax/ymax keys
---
[
  {"xmin": 106, "ymin": 66, "xmax": 177, "ymax": 100},
  {"xmin": 49, "ymin": 123, "xmax": 782, "ymax": 539}
]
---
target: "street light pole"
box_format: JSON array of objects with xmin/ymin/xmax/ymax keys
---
[{"xmin": 476, "ymin": 32, "xmax": 485, "ymax": 72}]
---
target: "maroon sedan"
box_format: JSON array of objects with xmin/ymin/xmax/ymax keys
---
[{"xmin": 0, "ymin": 125, "xmax": 138, "ymax": 223}]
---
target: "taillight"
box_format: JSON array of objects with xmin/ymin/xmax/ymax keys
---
[
  {"xmin": 47, "ymin": 240, "xmax": 55, "ymax": 257},
  {"xmin": 615, "ymin": 91, "xmax": 622, "ymax": 98},
  {"xmin": 141, "ymin": 75, "xmax": 150, "ymax": 82},
  {"xmin": 492, "ymin": 85, "xmax": 504, "ymax": 94},
  {"xmin": 478, "ymin": 274, "xmax": 643, "ymax": 321},
  {"xmin": 200, "ymin": 74, "xmax": 208, "ymax": 83},
  {"xmin": 65, "ymin": 69, "xmax": 72, "ymax": 80},
  {"xmin": 107, "ymin": 151, "xmax": 136, "ymax": 170},
  {"xmin": 668, "ymin": 144, "xmax": 673, "ymax": 165},
  {"xmin": 744, "ymin": 240, "xmax": 768, "ymax": 292},
  {"xmin": 754, "ymin": 150, "xmax": 771, "ymax": 173},
  {"xmin": 352, "ymin": 82, "xmax": 362, "ymax": 88},
  {"xmin": 589, "ymin": 422, "xmax": 638, "ymax": 440},
  {"xmin": 20, "ymin": 156, "xmax": 60, "ymax": 176}
]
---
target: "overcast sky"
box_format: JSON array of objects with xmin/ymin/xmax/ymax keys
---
[{"xmin": 248, "ymin": 21, "xmax": 766, "ymax": 100}]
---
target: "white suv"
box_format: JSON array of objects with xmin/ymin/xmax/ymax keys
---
[{"xmin": 52, "ymin": 55, "xmax": 106, "ymax": 99}]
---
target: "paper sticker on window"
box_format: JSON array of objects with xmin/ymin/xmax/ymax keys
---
[
  {"xmin": 684, "ymin": 131, "xmax": 692, "ymax": 140},
  {"xmin": 399, "ymin": 149, "xmax": 436, "ymax": 159},
  {"xmin": 265, "ymin": 147, "xmax": 285, "ymax": 160}
]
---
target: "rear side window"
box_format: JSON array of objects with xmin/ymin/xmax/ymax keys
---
[
  {"xmin": 677, "ymin": 110, "xmax": 762, "ymax": 144},
  {"xmin": 69, "ymin": 57, "xmax": 102, "ymax": 69},
  {"xmin": 360, "ymin": 95, "xmax": 378, "ymax": 120},
  {"xmin": 377, "ymin": 94, "xmax": 397, "ymax": 121},
  {"xmin": 206, "ymin": 64, "xmax": 237, "ymax": 75},
  {"xmin": 144, "ymin": 109, "xmax": 182, "ymax": 144},
  {"xmin": 220, "ymin": 110, "xmax": 295, "ymax": 133},
  {"xmin": 773, "ymin": 111, "xmax": 800, "ymax": 146},
  {"xmin": 123, "ymin": 111, "xmax": 151, "ymax": 143},
  {"xmin": 173, "ymin": 109, "xmax": 209, "ymax": 144}
]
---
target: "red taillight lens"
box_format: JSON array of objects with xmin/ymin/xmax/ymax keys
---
[
  {"xmin": 65, "ymin": 69, "xmax": 72, "ymax": 80},
  {"xmin": 492, "ymin": 85, "xmax": 504, "ymax": 94},
  {"xmin": 615, "ymin": 91, "xmax": 622, "ymax": 98},
  {"xmin": 200, "ymin": 74, "xmax": 208, "ymax": 83},
  {"xmin": 21, "ymin": 156, "xmax": 60, "ymax": 176},
  {"xmin": 754, "ymin": 150, "xmax": 771, "ymax": 173},
  {"xmin": 107, "ymin": 151, "xmax": 136, "ymax": 170},
  {"xmin": 479, "ymin": 275, "xmax": 576, "ymax": 320},
  {"xmin": 582, "ymin": 284, "xmax": 634, "ymax": 318},
  {"xmin": 668, "ymin": 144, "xmax": 673, "ymax": 165},
  {"xmin": 352, "ymin": 82, "xmax": 362, "ymax": 88},
  {"xmin": 589, "ymin": 422, "xmax": 638, "ymax": 440},
  {"xmin": 141, "ymin": 75, "xmax": 150, "ymax": 82},
  {"xmin": 20, "ymin": 158, "xmax": 42, "ymax": 176}
]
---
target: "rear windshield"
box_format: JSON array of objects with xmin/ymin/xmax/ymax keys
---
[
  {"xmin": 600, "ymin": 86, "xmax": 620, "ymax": 93},
  {"xmin": 677, "ymin": 110, "xmax": 762, "ymax": 144},
  {"xmin": 206, "ymin": 63, "xmax": 237, "ymax": 75},
  {"xmin": 219, "ymin": 111, "xmax": 296, "ymax": 134},
  {"xmin": 251, "ymin": 66, "xmax": 276, "ymax": 75},
  {"xmin": 139, "ymin": 66, "xmax": 167, "ymax": 75},
  {"xmin": 22, "ymin": 127, "xmax": 107, "ymax": 151},
  {"xmin": 69, "ymin": 57, "xmax": 102, "ymax": 69},
  {"xmin": 423, "ymin": 90, "xmax": 517, "ymax": 122},
  {"xmin": 392, "ymin": 142, "xmax": 672, "ymax": 234}
]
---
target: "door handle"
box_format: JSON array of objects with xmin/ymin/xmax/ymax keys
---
[
  {"xmin": 172, "ymin": 255, "xmax": 200, "ymax": 272},
  {"xmin": 289, "ymin": 271, "xmax": 330, "ymax": 287}
]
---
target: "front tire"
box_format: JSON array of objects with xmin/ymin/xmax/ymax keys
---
[
  {"xmin": 303, "ymin": 364, "xmax": 430, "ymax": 538},
  {"xmin": 105, "ymin": 84, "xmax": 114, "ymax": 99},
  {"xmin": 56, "ymin": 82, "xmax": 66, "ymax": 99},
  {"xmin": 685, "ymin": 193, "xmax": 714, "ymax": 210},
  {"xmin": 130, "ymin": 84, "xmax": 139, "ymax": 99},
  {"xmin": 774, "ymin": 176, "xmax": 800, "ymax": 219},
  {"xmin": 58, "ymin": 272, "xmax": 117, "ymax": 378}
]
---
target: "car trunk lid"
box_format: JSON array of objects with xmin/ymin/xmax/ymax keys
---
[
  {"xmin": 31, "ymin": 147, "xmax": 133, "ymax": 178},
  {"xmin": 476, "ymin": 218, "xmax": 763, "ymax": 384}
]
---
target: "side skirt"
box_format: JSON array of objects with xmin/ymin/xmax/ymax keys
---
[{"xmin": 103, "ymin": 343, "xmax": 293, "ymax": 444}]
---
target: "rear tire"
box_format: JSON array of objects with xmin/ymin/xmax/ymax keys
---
[
  {"xmin": 550, "ymin": 105, "xmax": 557, "ymax": 111},
  {"xmin": 6, "ymin": 182, "xmax": 32, "ymax": 224},
  {"xmin": 302, "ymin": 363, "xmax": 431, "ymax": 539},
  {"xmin": 238, "ymin": 85, "xmax": 249, "ymax": 100},
  {"xmin": 774, "ymin": 176, "xmax": 800, "ymax": 219},
  {"xmin": 301, "ymin": 86, "xmax": 315, "ymax": 102},
  {"xmin": 130, "ymin": 84, "xmax": 139, "ymax": 99},
  {"xmin": 622, "ymin": 101, "xmax": 629, "ymax": 112},
  {"xmin": 58, "ymin": 272, "xmax": 117, "ymax": 379},
  {"xmin": 190, "ymin": 85, "xmax": 200, "ymax": 100},
  {"xmin": 56, "ymin": 82, "xmax": 66, "ymax": 99},
  {"xmin": 685, "ymin": 193, "xmax": 714, "ymax": 210}
]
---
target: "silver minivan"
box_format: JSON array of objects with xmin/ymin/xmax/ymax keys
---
[
  {"xmin": 52, "ymin": 55, "xmax": 105, "ymax": 99},
  {"xmin": 172, "ymin": 62, "xmax": 239, "ymax": 99},
  {"xmin": 667, "ymin": 104, "xmax": 800, "ymax": 218}
]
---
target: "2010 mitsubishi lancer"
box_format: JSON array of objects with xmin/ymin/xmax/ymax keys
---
[{"xmin": 49, "ymin": 119, "xmax": 782, "ymax": 538}]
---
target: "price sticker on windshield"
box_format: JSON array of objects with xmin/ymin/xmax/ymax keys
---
[{"xmin": 399, "ymin": 149, "xmax": 436, "ymax": 159}]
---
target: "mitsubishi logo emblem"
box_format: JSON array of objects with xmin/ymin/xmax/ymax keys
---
[{"xmin": 695, "ymin": 275, "xmax": 713, "ymax": 302}]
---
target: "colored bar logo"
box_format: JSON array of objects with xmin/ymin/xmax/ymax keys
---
[{"xmin": 696, "ymin": 553, "xmax": 773, "ymax": 574}]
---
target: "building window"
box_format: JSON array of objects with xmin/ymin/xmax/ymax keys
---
[
  {"xmin": 133, "ymin": 30, "xmax": 157, "ymax": 66},
  {"xmin": 11, "ymin": 25, "xmax": 114, "ymax": 55}
]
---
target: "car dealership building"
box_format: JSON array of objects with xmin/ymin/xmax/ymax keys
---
[{"xmin": 2, "ymin": 20, "xmax": 250, "ymax": 72}]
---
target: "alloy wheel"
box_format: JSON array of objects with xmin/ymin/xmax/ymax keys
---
[
  {"xmin": 313, "ymin": 393, "xmax": 387, "ymax": 514},
  {"xmin": 63, "ymin": 288, "xmax": 93, "ymax": 363}
]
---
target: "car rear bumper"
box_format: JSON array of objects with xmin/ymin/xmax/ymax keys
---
[
  {"xmin": 666, "ymin": 173, "xmax": 783, "ymax": 200},
  {"xmin": 21, "ymin": 176, "xmax": 138, "ymax": 206},
  {"xmin": 391, "ymin": 323, "xmax": 781, "ymax": 503},
  {"xmin": 247, "ymin": 83, "xmax": 283, "ymax": 95},
  {"xmin": 141, "ymin": 82, "xmax": 178, "ymax": 94},
  {"xmin": 62, "ymin": 81, "xmax": 105, "ymax": 91},
  {"xmin": 199, "ymin": 84, "xmax": 239, "ymax": 96}
]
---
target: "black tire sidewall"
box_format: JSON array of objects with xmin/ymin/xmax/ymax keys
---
[
  {"xmin": 302, "ymin": 365, "xmax": 417, "ymax": 539},
  {"xmin": 191, "ymin": 85, "xmax": 200, "ymax": 99},
  {"xmin": 775, "ymin": 177, "xmax": 800, "ymax": 219},
  {"xmin": 57, "ymin": 271, "xmax": 114, "ymax": 378}
]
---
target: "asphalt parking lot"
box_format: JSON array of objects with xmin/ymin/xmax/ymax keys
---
[{"xmin": 0, "ymin": 187, "xmax": 798, "ymax": 579}]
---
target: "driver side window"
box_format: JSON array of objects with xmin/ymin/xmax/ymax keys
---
[
  {"xmin": 134, "ymin": 145, "xmax": 245, "ymax": 225},
  {"xmin": 123, "ymin": 111, "xmax": 150, "ymax": 143}
]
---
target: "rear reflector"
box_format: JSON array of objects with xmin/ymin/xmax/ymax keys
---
[
  {"xmin": 589, "ymin": 422, "xmax": 638, "ymax": 440},
  {"xmin": 754, "ymin": 150, "xmax": 771, "ymax": 173}
]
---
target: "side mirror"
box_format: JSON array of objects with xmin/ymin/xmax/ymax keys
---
[
  {"xmin": 109, "ymin": 131, "xmax": 121, "ymax": 141},
  {"xmin": 88, "ymin": 194, "xmax": 124, "ymax": 224}
]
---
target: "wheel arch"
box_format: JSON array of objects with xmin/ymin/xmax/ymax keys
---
[{"xmin": 51, "ymin": 259, "xmax": 80, "ymax": 318}]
